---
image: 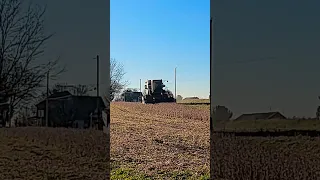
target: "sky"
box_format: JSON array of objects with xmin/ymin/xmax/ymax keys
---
[
  {"xmin": 30, "ymin": 0, "xmax": 320, "ymax": 117},
  {"xmin": 212, "ymin": 0, "xmax": 320, "ymax": 118},
  {"xmin": 32, "ymin": 0, "xmax": 110, "ymax": 96},
  {"xmin": 32, "ymin": 0, "xmax": 210, "ymax": 99},
  {"xmin": 110, "ymin": 0, "xmax": 210, "ymax": 99}
]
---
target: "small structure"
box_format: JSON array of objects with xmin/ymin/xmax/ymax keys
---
[
  {"xmin": 124, "ymin": 91, "xmax": 142, "ymax": 102},
  {"xmin": 235, "ymin": 111, "xmax": 286, "ymax": 121},
  {"xmin": 35, "ymin": 91, "xmax": 107, "ymax": 130}
]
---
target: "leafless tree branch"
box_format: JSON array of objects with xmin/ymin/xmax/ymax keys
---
[
  {"xmin": 0, "ymin": 0, "xmax": 65, "ymax": 122},
  {"xmin": 110, "ymin": 58, "xmax": 128, "ymax": 100}
]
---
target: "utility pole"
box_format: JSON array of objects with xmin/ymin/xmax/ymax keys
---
[
  {"xmin": 46, "ymin": 71, "xmax": 49, "ymax": 127},
  {"xmin": 140, "ymin": 79, "xmax": 142, "ymax": 102},
  {"xmin": 97, "ymin": 55, "xmax": 100, "ymax": 99},
  {"xmin": 95, "ymin": 55, "xmax": 100, "ymax": 129},
  {"xmin": 174, "ymin": 67, "xmax": 177, "ymax": 102}
]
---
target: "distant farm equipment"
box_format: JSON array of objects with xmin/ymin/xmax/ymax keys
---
[
  {"xmin": 142, "ymin": 79, "xmax": 175, "ymax": 104},
  {"xmin": 120, "ymin": 89, "xmax": 143, "ymax": 102}
]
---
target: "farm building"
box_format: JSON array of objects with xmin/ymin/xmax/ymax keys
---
[
  {"xmin": 123, "ymin": 91, "xmax": 142, "ymax": 102},
  {"xmin": 235, "ymin": 111, "xmax": 286, "ymax": 121},
  {"xmin": 35, "ymin": 91, "xmax": 107, "ymax": 130}
]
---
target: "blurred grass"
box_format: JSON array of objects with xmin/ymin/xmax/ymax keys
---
[
  {"xmin": 111, "ymin": 164, "xmax": 210, "ymax": 180},
  {"xmin": 111, "ymin": 167, "xmax": 151, "ymax": 180}
]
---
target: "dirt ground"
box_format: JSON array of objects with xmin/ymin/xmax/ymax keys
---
[
  {"xmin": 110, "ymin": 103, "xmax": 210, "ymax": 179},
  {"xmin": 110, "ymin": 103, "xmax": 320, "ymax": 179},
  {"xmin": 0, "ymin": 102, "xmax": 210, "ymax": 180},
  {"xmin": 2, "ymin": 102, "xmax": 320, "ymax": 180}
]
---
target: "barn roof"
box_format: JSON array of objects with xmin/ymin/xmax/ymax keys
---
[
  {"xmin": 36, "ymin": 91, "xmax": 106, "ymax": 110},
  {"xmin": 49, "ymin": 91, "xmax": 71, "ymax": 98},
  {"xmin": 235, "ymin": 111, "xmax": 286, "ymax": 120}
]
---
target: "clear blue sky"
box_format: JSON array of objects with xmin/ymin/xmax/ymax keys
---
[
  {"xmin": 35, "ymin": 0, "xmax": 320, "ymax": 117},
  {"xmin": 34, "ymin": 0, "xmax": 109, "ymax": 96},
  {"xmin": 111, "ymin": 0, "xmax": 210, "ymax": 99}
]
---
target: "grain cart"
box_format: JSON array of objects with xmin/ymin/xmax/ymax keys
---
[{"xmin": 142, "ymin": 79, "xmax": 175, "ymax": 104}]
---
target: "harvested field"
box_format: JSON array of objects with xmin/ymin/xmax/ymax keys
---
[
  {"xmin": 110, "ymin": 102, "xmax": 320, "ymax": 179},
  {"xmin": 1, "ymin": 102, "xmax": 320, "ymax": 179},
  {"xmin": 0, "ymin": 127, "xmax": 109, "ymax": 180},
  {"xmin": 110, "ymin": 102, "xmax": 210, "ymax": 179}
]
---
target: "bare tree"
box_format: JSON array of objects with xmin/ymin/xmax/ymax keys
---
[
  {"xmin": 53, "ymin": 83, "xmax": 93, "ymax": 96},
  {"xmin": 110, "ymin": 58, "xmax": 127, "ymax": 101},
  {"xmin": 176, "ymin": 95, "xmax": 183, "ymax": 101},
  {"xmin": 213, "ymin": 105, "xmax": 233, "ymax": 121},
  {"xmin": 72, "ymin": 84, "xmax": 91, "ymax": 96},
  {"xmin": 0, "ymin": 0, "xmax": 64, "ymax": 126}
]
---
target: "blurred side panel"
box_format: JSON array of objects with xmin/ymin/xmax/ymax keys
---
[
  {"xmin": 106, "ymin": 0, "xmax": 111, "ymax": 179},
  {"xmin": 210, "ymin": 0, "xmax": 214, "ymax": 179}
]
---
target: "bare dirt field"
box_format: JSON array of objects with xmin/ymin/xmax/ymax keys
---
[
  {"xmin": 2, "ymin": 102, "xmax": 320, "ymax": 179},
  {"xmin": 110, "ymin": 102, "xmax": 210, "ymax": 179}
]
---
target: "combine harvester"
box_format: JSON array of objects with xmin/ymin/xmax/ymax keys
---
[{"xmin": 142, "ymin": 79, "xmax": 176, "ymax": 104}]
